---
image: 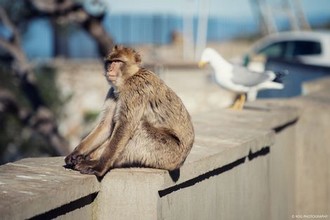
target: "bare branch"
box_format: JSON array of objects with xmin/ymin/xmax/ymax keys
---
[
  {"xmin": 0, "ymin": 7, "xmax": 32, "ymax": 76},
  {"xmin": 56, "ymin": 8, "xmax": 89, "ymax": 24},
  {"xmin": 30, "ymin": 0, "xmax": 76, "ymax": 13},
  {"xmin": 0, "ymin": 37, "xmax": 32, "ymax": 76},
  {"xmin": 29, "ymin": 0, "xmax": 114, "ymax": 57},
  {"xmin": 0, "ymin": 7, "xmax": 21, "ymax": 46},
  {"xmin": 30, "ymin": 0, "xmax": 87, "ymax": 23},
  {"xmin": 82, "ymin": 16, "xmax": 113, "ymax": 56}
]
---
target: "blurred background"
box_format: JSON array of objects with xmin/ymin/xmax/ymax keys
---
[{"xmin": 0, "ymin": 0, "xmax": 329, "ymax": 164}]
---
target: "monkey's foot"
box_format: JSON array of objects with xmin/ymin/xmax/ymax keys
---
[
  {"xmin": 64, "ymin": 152, "xmax": 85, "ymax": 167},
  {"xmin": 74, "ymin": 160, "xmax": 107, "ymax": 177}
]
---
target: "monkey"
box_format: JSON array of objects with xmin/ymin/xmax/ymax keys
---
[{"xmin": 65, "ymin": 45, "xmax": 195, "ymax": 177}]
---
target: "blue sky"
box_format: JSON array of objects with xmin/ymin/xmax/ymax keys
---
[{"xmin": 108, "ymin": 0, "xmax": 330, "ymax": 18}]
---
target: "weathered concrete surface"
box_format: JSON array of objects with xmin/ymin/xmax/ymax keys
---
[
  {"xmin": 292, "ymin": 92, "xmax": 330, "ymax": 215},
  {"xmin": 7, "ymin": 80, "xmax": 330, "ymax": 220},
  {"xmin": 269, "ymin": 121, "xmax": 296, "ymax": 220},
  {"xmin": 94, "ymin": 104, "xmax": 298, "ymax": 220},
  {"xmin": 0, "ymin": 102, "xmax": 298, "ymax": 220},
  {"xmin": 0, "ymin": 157, "xmax": 99, "ymax": 220},
  {"xmin": 95, "ymin": 168, "xmax": 167, "ymax": 220},
  {"xmin": 302, "ymin": 76, "xmax": 330, "ymax": 95},
  {"xmin": 219, "ymin": 102, "xmax": 299, "ymax": 220},
  {"xmin": 255, "ymin": 86, "xmax": 330, "ymax": 217},
  {"xmin": 160, "ymin": 155, "xmax": 270, "ymax": 220},
  {"xmin": 95, "ymin": 103, "xmax": 298, "ymax": 220},
  {"xmin": 300, "ymin": 77, "xmax": 330, "ymax": 216}
]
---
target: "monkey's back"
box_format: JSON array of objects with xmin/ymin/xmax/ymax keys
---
[{"xmin": 129, "ymin": 68, "xmax": 194, "ymax": 149}]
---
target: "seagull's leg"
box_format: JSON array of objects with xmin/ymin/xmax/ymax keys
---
[
  {"xmin": 237, "ymin": 94, "xmax": 246, "ymax": 110},
  {"xmin": 230, "ymin": 95, "xmax": 241, "ymax": 110}
]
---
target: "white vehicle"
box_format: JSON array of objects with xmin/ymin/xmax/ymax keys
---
[{"xmin": 243, "ymin": 31, "xmax": 330, "ymax": 68}]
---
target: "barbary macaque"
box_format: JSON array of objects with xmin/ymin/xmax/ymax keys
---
[{"xmin": 65, "ymin": 45, "xmax": 194, "ymax": 177}]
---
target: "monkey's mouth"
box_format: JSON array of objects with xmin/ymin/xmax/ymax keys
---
[
  {"xmin": 106, "ymin": 74, "xmax": 117, "ymax": 82},
  {"xmin": 108, "ymin": 74, "xmax": 116, "ymax": 78}
]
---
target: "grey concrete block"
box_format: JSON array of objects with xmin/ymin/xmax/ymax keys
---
[
  {"xmin": 0, "ymin": 157, "xmax": 99, "ymax": 220},
  {"xmin": 3, "ymin": 90, "xmax": 324, "ymax": 220}
]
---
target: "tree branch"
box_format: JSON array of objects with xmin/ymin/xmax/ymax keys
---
[
  {"xmin": 0, "ymin": 7, "xmax": 70, "ymax": 155},
  {"xmin": 29, "ymin": 0, "xmax": 114, "ymax": 57},
  {"xmin": 0, "ymin": 7, "xmax": 32, "ymax": 76},
  {"xmin": 82, "ymin": 15, "xmax": 114, "ymax": 57},
  {"xmin": 0, "ymin": 7, "xmax": 21, "ymax": 46},
  {"xmin": 30, "ymin": 0, "xmax": 76, "ymax": 14}
]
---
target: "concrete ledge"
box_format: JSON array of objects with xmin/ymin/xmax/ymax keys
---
[
  {"xmin": 302, "ymin": 76, "xmax": 330, "ymax": 95},
  {"xmin": 2, "ymin": 78, "xmax": 330, "ymax": 219},
  {"xmin": 288, "ymin": 91, "xmax": 330, "ymax": 215},
  {"xmin": 0, "ymin": 157, "xmax": 100, "ymax": 220},
  {"xmin": 93, "ymin": 104, "xmax": 299, "ymax": 219},
  {"xmin": 0, "ymin": 101, "xmax": 299, "ymax": 219},
  {"xmin": 252, "ymin": 87, "xmax": 330, "ymax": 216}
]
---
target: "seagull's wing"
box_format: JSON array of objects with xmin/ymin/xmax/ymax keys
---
[{"xmin": 231, "ymin": 65, "xmax": 273, "ymax": 87}]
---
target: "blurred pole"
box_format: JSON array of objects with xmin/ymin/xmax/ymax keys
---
[
  {"xmin": 251, "ymin": 0, "xmax": 278, "ymax": 35},
  {"xmin": 195, "ymin": 0, "xmax": 209, "ymax": 61},
  {"xmin": 262, "ymin": 0, "xmax": 278, "ymax": 34},
  {"xmin": 282, "ymin": 0, "xmax": 299, "ymax": 31},
  {"xmin": 249, "ymin": 0, "xmax": 266, "ymax": 35},
  {"xmin": 291, "ymin": 0, "xmax": 311, "ymax": 30},
  {"xmin": 183, "ymin": 0, "xmax": 195, "ymax": 61}
]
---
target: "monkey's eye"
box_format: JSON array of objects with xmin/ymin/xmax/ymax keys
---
[
  {"xmin": 104, "ymin": 60, "xmax": 112, "ymax": 70},
  {"xmin": 111, "ymin": 59, "xmax": 125, "ymax": 63}
]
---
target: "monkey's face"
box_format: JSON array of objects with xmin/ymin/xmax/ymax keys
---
[
  {"xmin": 104, "ymin": 45, "xmax": 142, "ymax": 85},
  {"xmin": 104, "ymin": 60, "xmax": 124, "ymax": 84}
]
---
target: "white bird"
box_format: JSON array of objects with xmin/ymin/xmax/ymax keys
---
[{"xmin": 198, "ymin": 48, "xmax": 285, "ymax": 110}]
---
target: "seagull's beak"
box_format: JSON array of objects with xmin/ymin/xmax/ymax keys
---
[{"xmin": 198, "ymin": 61, "xmax": 208, "ymax": 68}]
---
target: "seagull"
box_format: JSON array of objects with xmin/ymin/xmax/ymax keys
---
[{"xmin": 198, "ymin": 48, "xmax": 285, "ymax": 110}]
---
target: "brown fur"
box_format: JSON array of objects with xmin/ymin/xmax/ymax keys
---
[{"xmin": 65, "ymin": 45, "xmax": 194, "ymax": 177}]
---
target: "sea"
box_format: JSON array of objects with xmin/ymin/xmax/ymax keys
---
[{"xmin": 11, "ymin": 13, "xmax": 330, "ymax": 59}]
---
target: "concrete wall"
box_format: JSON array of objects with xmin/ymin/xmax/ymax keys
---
[
  {"xmin": 294, "ymin": 78, "xmax": 330, "ymax": 216},
  {"xmin": 0, "ymin": 78, "xmax": 330, "ymax": 220},
  {"xmin": 270, "ymin": 121, "xmax": 296, "ymax": 220}
]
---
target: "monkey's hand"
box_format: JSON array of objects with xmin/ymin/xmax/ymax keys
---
[{"xmin": 74, "ymin": 159, "xmax": 108, "ymax": 177}]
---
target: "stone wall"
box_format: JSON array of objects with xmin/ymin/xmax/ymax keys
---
[{"xmin": 0, "ymin": 78, "xmax": 330, "ymax": 220}]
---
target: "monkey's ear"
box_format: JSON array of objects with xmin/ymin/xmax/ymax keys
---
[
  {"xmin": 116, "ymin": 45, "xmax": 124, "ymax": 51},
  {"xmin": 113, "ymin": 45, "xmax": 123, "ymax": 51},
  {"xmin": 134, "ymin": 52, "xmax": 141, "ymax": 64}
]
